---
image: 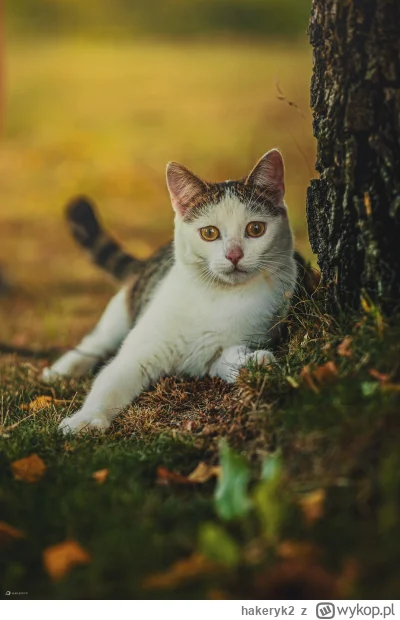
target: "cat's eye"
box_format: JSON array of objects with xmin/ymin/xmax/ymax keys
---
[
  {"xmin": 246, "ymin": 221, "xmax": 266, "ymax": 238},
  {"xmin": 200, "ymin": 226, "xmax": 220, "ymax": 241}
]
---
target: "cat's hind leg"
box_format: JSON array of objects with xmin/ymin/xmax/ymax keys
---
[
  {"xmin": 209, "ymin": 345, "xmax": 275, "ymax": 383},
  {"xmin": 41, "ymin": 288, "xmax": 131, "ymax": 383}
]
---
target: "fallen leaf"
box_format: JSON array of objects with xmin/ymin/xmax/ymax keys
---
[
  {"xmin": 277, "ymin": 540, "xmax": 320, "ymax": 561},
  {"xmin": 0, "ymin": 521, "xmax": 25, "ymax": 545},
  {"xmin": 156, "ymin": 466, "xmax": 195, "ymax": 485},
  {"xmin": 381, "ymin": 383, "xmax": 400, "ymax": 393},
  {"xmin": 142, "ymin": 553, "xmax": 220, "ymax": 590},
  {"xmin": 43, "ymin": 540, "xmax": 91, "ymax": 581},
  {"xmin": 368, "ymin": 368, "xmax": 390, "ymax": 383},
  {"xmin": 299, "ymin": 489, "xmax": 326, "ymax": 524},
  {"xmin": 337, "ymin": 336, "xmax": 353, "ymax": 358},
  {"xmin": 11, "ymin": 454, "xmax": 46, "ymax": 483},
  {"xmin": 313, "ymin": 361, "xmax": 338, "ymax": 385},
  {"xmin": 187, "ymin": 462, "xmax": 221, "ymax": 483},
  {"xmin": 92, "ymin": 468, "xmax": 109, "ymax": 484},
  {"xmin": 21, "ymin": 395, "xmax": 70, "ymax": 413},
  {"xmin": 363, "ymin": 192, "xmax": 372, "ymax": 216},
  {"xmin": 300, "ymin": 365, "xmax": 319, "ymax": 393}
]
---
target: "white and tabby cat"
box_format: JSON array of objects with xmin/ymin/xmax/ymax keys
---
[{"xmin": 43, "ymin": 149, "xmax": 297, "ymax": 433}]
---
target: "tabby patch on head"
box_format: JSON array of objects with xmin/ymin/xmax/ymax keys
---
[{"xmin": 167, "ymin": 150, "xmax": 294, "ymax": 287}]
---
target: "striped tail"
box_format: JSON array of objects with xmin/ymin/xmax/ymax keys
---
[{"xmin": 66, "ymin": 196, "xmax": 142, "ymax": 282}]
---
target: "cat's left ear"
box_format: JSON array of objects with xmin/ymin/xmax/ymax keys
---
[
  {"xmin": 246, "ymin": 149, "xmax": 285, "ymax": 205},
  {"xmin": 166, "ymin": 162, "xmax": 207, "ymax": 217}
]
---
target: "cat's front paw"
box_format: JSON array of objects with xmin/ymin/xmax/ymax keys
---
[
  {"xmin": 41, "ymin": 366, "xmax": 63, "ymax": 384},
  {"xmin": 247, "ymin": 349, "xmax": 276, "ymax": 367},
  {"xmin": 58, "ymin": 410, "xmax": 110, "ymax": 435}
]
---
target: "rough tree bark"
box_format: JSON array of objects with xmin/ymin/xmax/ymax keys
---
[{"xmin": 306, "ymin": 0, "xmax": 400, "ymax": 313}]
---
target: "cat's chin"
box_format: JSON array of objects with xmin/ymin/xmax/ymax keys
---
[{"xmin": 214, "ymin": 267, "xmax": 254, "ymax": 286}]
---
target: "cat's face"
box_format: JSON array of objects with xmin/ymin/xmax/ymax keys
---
[{"xmin": 167, "ymin": 150, "xmax": 294, "ymax": 287}]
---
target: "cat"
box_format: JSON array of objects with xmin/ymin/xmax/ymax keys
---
[{"xmin": 42, "ymin": 149, "xmax": 298, "ymax": 434}]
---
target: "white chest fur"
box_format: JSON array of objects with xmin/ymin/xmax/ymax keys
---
[{"xmin": 136, "ymin": 262, "xmax": 288, "ymax": 376}]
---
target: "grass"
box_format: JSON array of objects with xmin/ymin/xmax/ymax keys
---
[
  {"xmin": 1, "ymin": 39, "xmax": 399, "ymax": 599},
  {"xmin": 1, "ymin": 307, "xmax": 400, "ymax": 598}
]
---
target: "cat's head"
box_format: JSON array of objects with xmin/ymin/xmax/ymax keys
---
[{"xmin": 167, "ymin": 150, "xmax": 294, "ymax": 287}]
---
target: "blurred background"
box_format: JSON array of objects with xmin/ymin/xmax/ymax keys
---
[{"xmin": 0, "ymin": 0, "xmax": 315, "ymax": 348}]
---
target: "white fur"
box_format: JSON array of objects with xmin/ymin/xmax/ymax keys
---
[{"xmin": 45, "ymin": 181, "xmax": 296, "ymax": 434}]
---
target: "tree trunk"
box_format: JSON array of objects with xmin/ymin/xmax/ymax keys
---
[{"xmin": 306, "ymin": 0, "xmax": 400, "ymax": 314}]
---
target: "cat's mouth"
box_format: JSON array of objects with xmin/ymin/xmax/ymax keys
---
[{"xmin": 216, "ymin": 264, "xmax": 253, "ymax": 285}]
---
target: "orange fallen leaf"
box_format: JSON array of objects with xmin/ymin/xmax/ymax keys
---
[
  {"xmin": 156, "ymin": 466, "xmax": 194, "ymax": 485},
  {"xmin": 157, "ymin": 462, "xmax": 221, "ymax": 485},
  {"xmin": 92, "ymin": 468, "xmax": 109, "ymax": 484},
  {"xmin": 277, "ymin": 540, "xmax": 320, "ymax": 561},
  {"xmin": 299, "ymin": 489, "xmax": 326, "ymax": 524},
  {"xmin": 21, "ymin": 395, "xmax": 70, "ymax": 413},
  {"xmin": 0, "ymin": 521, "xmax": 25, "ymax": 545},
  {"xmin": 337, "ymin": 336, "xmax": 353, "ymax": 358},
  {"xmin": 11, "ymin": 454, "xmax": 46, "ymax": 483},
  {"xmin": 43, "ymin": 540, "xmax": 91, "ymax": 581},
  {"xmin": 300, "ymin": 365, "xmax": 319, "ymax": 393},
  {"xmin": 381, "ymin": 383, "xmax": 400, "ymax": 393},
  {"xmin": 368, "ymin": 368, "xmax": 390, "ymax": 383},
  {"xmin": 313, "ymin": 361, "xmax": 338, "ymax": 385},
  {"xmin": 187, "ymin": 462, "xmax": 221, "ymax": 483},
  {"xmin": 142, "ymin": 553, "xmax": 219, "ymax": 590}
]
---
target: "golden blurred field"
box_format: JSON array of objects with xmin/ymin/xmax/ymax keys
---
[{"xmin": 0, "ymin": 39, "xmax": 316, "ymax": 348}]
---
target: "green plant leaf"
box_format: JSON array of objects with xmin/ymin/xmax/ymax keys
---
[
  {"xmin": 215, "ymin": 440, "xmax": 251, "ymax": 520},
  {"xmin": 254, "ymin": 454, "xmax": 285, "ymax": 542},
  {"xmin": 198, "ymin": 522, "xmax": 240, "ymax": 567}
]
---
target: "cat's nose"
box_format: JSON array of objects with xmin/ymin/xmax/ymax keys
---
[{"xmin": 225, "ymin": 247, "xmax": 244, "ymax": 265}]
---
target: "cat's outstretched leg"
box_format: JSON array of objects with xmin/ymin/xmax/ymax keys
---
[
  {"xmin": 209, "ymin": 345, "xmax": 275, "ymax": 383},
  {"xmin": 41, "ymin": 288, "xmax": 130, "ymax": 383},
  {"xmin": 58, "ymin": 319, "xmax": 174, "ymax": 434}
]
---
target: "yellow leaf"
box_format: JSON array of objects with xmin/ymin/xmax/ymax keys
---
[
  {"xmin": 43, "ymin": 540, "xmax": 91, "ymax": 581},
  {"xmin": 363, "ymin": 192, "xmax": 372, "ymax": 216},
  {"xmin": 11, "ymin": 454, "xmax": 46, "ymax": 483},
  {"xmin": 299, "ymin": 489, "xmax": 326, "ymax": 524},
  {"xmin": 92, "ymin": 468, "xmax": 109, "ymax": 484},
  {"xmin": 361, "ymin": 296, "xmax": 371, "ymax": 313},
  {"xmin": 187, "ymin": 462, "xmax": 221, "ymax": 483},
  {"xmin": 21, "ymin": 395, "xmax": 69, "ymax": 413}
]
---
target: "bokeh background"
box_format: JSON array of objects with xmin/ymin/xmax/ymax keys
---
[{"xmin": 0, "ymin": 0, "xmax": 315, "ymax": 349}]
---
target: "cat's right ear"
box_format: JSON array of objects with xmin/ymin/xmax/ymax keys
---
[{"xmin": 166, "ymin": 162, "xmax": 207, "ymax": 217}]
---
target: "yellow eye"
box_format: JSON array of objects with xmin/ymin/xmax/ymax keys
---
[
  {"xmin": 246, "ymin": 221, "xmax": 266, "ymax": 238},
  {"xmin": 200, "ymin": 226, "xmax": 220, "ymax": 241}
]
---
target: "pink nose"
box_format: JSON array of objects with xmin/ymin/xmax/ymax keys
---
[{"xmin": 225, "ymin": 247, "xmax": 244, "ymax": 266}]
